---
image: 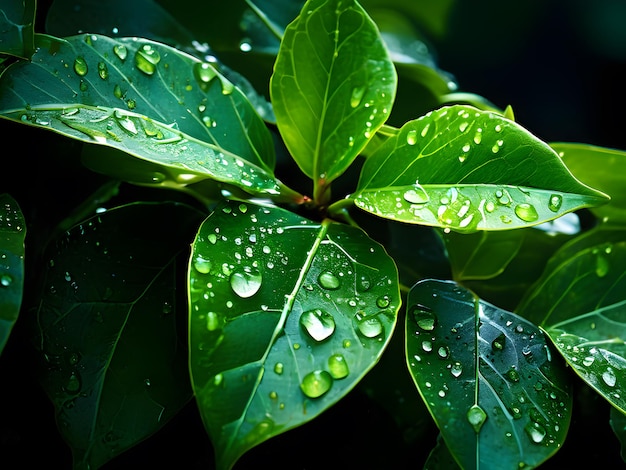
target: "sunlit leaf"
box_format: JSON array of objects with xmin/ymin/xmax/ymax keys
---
[
  {"xmin": 0, "ymin": 0, "xmax": 36, "ymax": 59},
  {"xmin": 36, "ymin": 202, "xmax": 205, "ymax": 469},
  {"xmin": 270, "ymin": 0, "xmax": 397, "ymax": 198},
  {"xmin": 354, "ymin": 105, "xmax": 609, "ymax": 232},
  {"xmin": 0, "ymin": 194, "xmax": 25, "ymax": 355},
  {"xmin": 551, "ymin": 142, "xmax": 626, "ymax": 224},
  {"xmin": 189, "ymin": 200, "xmax": 400, "ymax": 470},
  {"xmin": 406, "ymin": 279, "xmax": 572, "ymax": 470},
  {"xmin": 517, "ymin": 227, "xmax": 626, "ymax": 414}
]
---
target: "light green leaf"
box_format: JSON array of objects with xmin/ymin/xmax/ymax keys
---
[
  {"xmin": 270, "ymin": 0, "xmax": 397, "ymax": 199},
  {"xmin": 354, "ymin": 105, "xmax": 609, "ymax": 232},
  {"xmin": 0, "ymin": 34, "xmax": 297, "ymax": 198},
  {"xmin": 0, "ymin": 0, "xmax": 36, "ymax": 59},
  {"xmin": 0, "ymin": 194, "xmax": 25, "ymax": 356},
  {"xmin": 36, "ymin": 202, "xmax": 204, "ymax": 469},
  {"xmin": 406, "ymin": 279, "xmax": 572, "ymax": 470},
  {"xmin": 189, "ymin": 201, "xmax": 400, "ymax": 470},
  {"xmin": 551, "ymin": 143, "xmax": 626, "ymax": 224}
]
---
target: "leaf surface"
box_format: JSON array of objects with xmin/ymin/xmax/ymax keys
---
[
  {"xmin": 406, "ymin": 279, "xmax": 572, "ymax": 470},
  {"xmin": 36, "ymin": 202, "xmax": 204, "ymax": 469},
  {"xmin": 354, "ymin": 105, "xmax": 609, "ymax": 232},
  {"xmin": 0, "ymin": 0, "xmax": 36, "ymax": 59},
  {"xmin": 0, "ymin": 194, "xmax": 25, "ymax": 356},
  {"xmin": 270, "ymin": 0, "xmax": 396, "ymax": 195},
  {"xmin": 188, "ymin": 200, "xmax": 400, "ymax": 470}
]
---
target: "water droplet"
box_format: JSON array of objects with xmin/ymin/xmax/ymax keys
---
[
  {"xmin": 328, "ymin": 354, "xmax": 349, "ymax": 379},
  {"xmin": 403, "ymin": 186, "xmax": 429, "ymax": 204},
  {"xmin": 134, "ymin": 44, "xmax": 161, "ymax": 75},
  {"xmin": 548, "ymin": 194, "xmax": 562, "ymax": 212},
  {"xmin": 602, "ymin": 368, "xmax": 617, "ymax": 387},
  {"xmin": 318, "ymin": 271, "xmax": 340, "ymax": 290},
  {"xmin": 596, "ymin": 254, "xmax": 609, "ymax": 278},
  {"xmin": 350, "ymin": 86, "xmax": 366, "ymax": 108},
  {"xmin": 506, "ymin": 368, "xmax": 520, "ymax": 382},
  {"xmin": 64, "ymin": 372, "xmax": 81, "ymax": 394},
  {"xmin": 274, "ymin": 363, "xmax": 284, "ymax": 375},
  {"xmin": 437, "ymin": 346, "xmax": 450, "ymax": 358},
  {"xmin": 300, "ymin": 370, "xmax": 332, "ymax": 398},
  {"xmin": 0, "ymin": 274, "xmax": 13, "ymax": 287},
  {"xmin": 206, "ymin": 311, "xmax": 222, "ymax": 331},
  {"xmin": 451, "ymin": 362, "xmax": 463, "ymax": 377},
  {"xmin": 97, "ymin": 62, "xmax": 109, "ymax": 80},
  {"xmin": 525, "ymin": 422, "xmax": 547, "ymax": 444},
  {"xmin": 229, "ymin": 267, "xmax": 262, "ymax": 298},
  {"xmin": 113, "ymin": 44, "xmax": 127, "ymax": 61},
  {"xmin": 473, "ymin": 129, "xmax": 482, "ymax": 144},
  {"xmin": 376, "ymin": 295, "xmax": 390, "ymax": 308},
  {"xmin": 300, "ymin": 309, "xmax": 336, "ymax": 341},
  {"xmin": 492, "ymin": 333, "xmax": 506, "ymax": 351},
  {"xmin": 73, "ymin": 56, "xmax": 88, "ymax": 76},
  {"xmin": 422, "ymin": 340, "xmax": 433, "ymax": 352},
  {"xmin": 462, "ymin": 144, "xmax": 471, "ymax": 153},
  {"xmin": 412, "ymin": 304, "xmax": 437, "ymax": 331},
  {"xmin": 355, "ymin": 314, "xmax": 384, "ymax": 338},
  {"xmin": 582, "ymin": 356, "xmax": 595, "ymax": 367},
  {"xmin": 406, "ymin": 129, "xmax": 418, "ymax": 145},
  {"xmin": 515, "ymin": 203, "xmax": 539, "ymax": 222},
  {"xmin": 467, "ymin": 405, "xmax": 487, "ymax": 433}
]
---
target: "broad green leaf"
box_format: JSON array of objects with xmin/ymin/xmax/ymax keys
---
[
  {"xmin": 36, "ymin": 202, "xmax": 204, "ymax": 469},
  {"xmin": 406, "ymin": 279, "xmax": 572, "ymax": 470},
  {"xmin": 0, "ymin": 34, "xmax": 298, "ymax": 199},
  {"xmin": 270, "ymin": 0, "xmax": 397, "ymax": 198},
  {"xmin": 354, "ymin": 105, "xmax": 609, "ymax": 232},
  {"xmin": 551, "ymin": 143, "xmax": 626, "ymax": 224},
  {"xmin": 0, "ymin": 194, "xmax": 25, "ymax": 356},
  {"xmin": 610, "ymin": 406, "xmax": 626, "ymax": 463},
  {"xmin": 0, "ymin": 0, "xmax": 36, "ymax": 59},
  {"xmin": 516, "ymin": 228, "xmax": 626, "ymax": 413},
  {"xmin": 189, "ymin": 200, "xmax": 400, "ymax": 470},
  {"xmin": 361, "ymin": 0, "xmax": 456, "ymax": 38}
]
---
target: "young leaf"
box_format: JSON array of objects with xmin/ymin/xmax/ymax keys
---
[
  {"xmin": 188, "ymin": 200, "xmax": 400, "ymax": 470},
  {"xmin": 406, "ymin": 279, "xmax": 572, "ymax": 470},
  {"xmin": 517, "ymin": 228, "xmax": 626, "ymax": 414},
  {"xmin": 0, "ymin": 34, "xmax": 298, "ymax": 199},
  {"xmin": 354, "ymin": 105, "xmax": 609, "ymax": 232},
  {"xmin": 270, "ymin": 0, "xmax": 397, "ymax": 200},
  {"xmin": 0, "ymin": 194, "xmax": 25, "ymax": 356},
  {"xmin": 35, "ymin": 202, "xmax": 205, "ymax": 469}
]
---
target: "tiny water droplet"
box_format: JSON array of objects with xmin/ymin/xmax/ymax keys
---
[
  {"xmin": 300, "ymin": 309, "xmax": 336, "ymax": 341},
  {"xmin": 328, "ymin": 354, "xmax": 349, "ymax": 379},
  {"xmin": 451, "ymin": 362, "xmax": 463, "ymax": 377},
  {"xmin": 376, "ymin": 295, "xmax": 390, "ymax": 308},
  {"xmin": 350, "ymin": 86, "xmax": 366, "ymax": 108},
  {"xmin": 548, "ymin": 194, "xmax": 562, "ymax": 212},
  {"xmin": 229, "ymin": 267, "xmax": 262, "ymax": 298},
  {"xmin": 467, "ymin": 405, "xmax": 487, "ymax": 433},
  {"xmin": 300, "ymin": 370, "xmax": 332, "ymax": 398},
  {"xmin": 113, "ymin": 44, "xmax": 127, "ymax": 61},
  {"xmin": 406, "ymin": 129, "xmax": 418, "ymax": 145},
  {"xmin": 514, "ymin": 203, "xmax": 539, "ymax": 222},
  {"xmin": 318, "ymin": 271, "xmax": 340, "ymax": 290},
  {"xmin": 492, "ymin": 333, "xmax": 506, "ymax": 351},
  {"xmin": 73, "ymin": 56, "xmax": 88, "ymax": 76},
  {"xmin": 274, "ymin": 363, "xmax": 284, "ymax": 375},
  {"xmin": 134, "ymin": 44, "xmax": 161, "ymax": 75},
  {"xmin": 97, "ymin": 62, "xmax": 108, "ymax": 80}
]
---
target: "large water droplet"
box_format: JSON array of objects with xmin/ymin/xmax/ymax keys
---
[
  {"xmin": 134, "ymin": 44, "xmax": 161, "ymax": 75},
  {"xmin": 376, "ymin": 295, "xmax": 390, "ymax": 308},
  {"xmin": 403, "ymin": 186, "xmax": 429, "ymax": 204},
  {"xmin": 193, "ymin": 255, "xmax": 212, "ymax": 274},
  {"xmin": 300, "ymin": 370, "xmax": 332, "ymax": 398},
  {"xmin": 328, "ymin": 354, "xmax": 349, "ymax": 379},
  {"xmin": 355, "ymin": 314, "xmax": 383, "ymax": 338},
  {"xmin": 318, "ymin": 271, "xmax": 340, "ymax": 290},
  {"xmin": 525, "ymin": 422, "xmax": 547, "ymax": 444},
  {"xmin": 113, "ymin": 44, "xmax": 128, "ymax": 61},
  {"xmin": 406, "ymin": 129, "xmax": 418, "ymax": 145},
  {"xmin": 350, "ymin": 86, "xmax": 366, "ymax": 108},
  {"xmin": 64, "ymin": 372, "xmax": 82, "ymax": 394},
  {"xmin": 300, "ymin": 309, "xmax": 336, "ymax": 341},
  {"xmin": 229, "ymin": 267, "xmax": 262, "ymax": 298},
  {"xmin": 467, "ymin": 405, "xmax": 487, "ymax": 433},
  {"xmin": 602, "ymin": 367, "xmax": 617, "ymax": 387},
  {"xmin": 451, "ymin": 362, "xmax": 463, "ymax": 377},
  {"xmin": 514, "ymin": 203, "xmax": 539, "ymax": 222},
  {"xmin": 73, "ymin": 56, "xmax": 88, "ymax": 76},
  {"xmin": 548, "ymin": 194, "xmax": 562, "ymax": 212},
  {"xmin": 412, "ymin": 304, "xmax": 437, "ymax": 331},
  {"xmin": 206, "ymin": 311, "xmax": 221, "ymax": 331},
  {"xmin": 0, "ymin": 273, "xmax": 13, "ymax": 287}
]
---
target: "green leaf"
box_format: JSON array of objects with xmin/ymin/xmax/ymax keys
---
[
  {"xmin": 0, "ymin": 0, "xmax": 36, "ymax": 59},
  {"xmin": 0, "ymin": 194, "xmax": 25, "ymax": 356},
  {"xmin": 354, "ymin": 105, "xmax": 609, "ymax": 232},
  {"xmin": 516, "ymin": 227, "xmax": 626, "ymax": 414},
  {"xmin": 36, "ymin": 202, "xmax": 204, "ymax": 469},
  {"xmin": 188, "ymin": 200, "xmax": 400, "ymax": 470},
  {"xmin": 270, "ymin": 0, "xmax": 397, "ymax": 199},
  {"xmin": 406, "ymin": 279, "xmax": 572, "ymax": 470},
  {"xmin": 0, "ymin": 34, "xmax": 296, "ymax": 198},
  {"xmin": 551, "ymin": 142, "xmax": 626, "ymax": 224}
]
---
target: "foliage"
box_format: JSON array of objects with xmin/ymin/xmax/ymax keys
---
[{"xmin": 1, "ymin": 0, "xmax": 625, "ymax": 469}]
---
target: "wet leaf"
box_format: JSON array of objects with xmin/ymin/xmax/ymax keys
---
[
  {"xmin": 354, "ymin": 105, "xmax": 609, "ymax": 232},
  {"xmin": 270, "ymin": 0, "xmax": 397, "ymax": 195},
  {"xmin": 35, "ymin": 202, "xmax": 205, "ymax": 469},
  {"xmin": 0, "ymin": 0, "xmax": 36, "ymax": 59},
  {"xmin": 406, "ymin": 279, "xmax": 572, "ymax": 470},
  {"xmin": 518, "ymin": 227, "xmax": 626, "ymax": 414},
  {"xmin": 0, "ymin": 194, "xmax": 25, "ymax": 356},
  {"xmin": 188, "ymin": 200, "xmax": 400, "ymax": 470}
]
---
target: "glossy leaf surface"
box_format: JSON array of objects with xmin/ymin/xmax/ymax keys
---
[
  {"xmin": 0, "ymin": 34, "xmax": 291, "ymax": 198},
  {"xmin": 36, "ymin": 202, "xmax": 204, "ymax": 469},
  {"xmin": 0, "ymin": 0, "xmax": 36, "ymax": 59},
  {"xmin": 0, "ymin": 194, "xmax": 25, "ymax": 355},
  {"xmin": 354, "ymin": 105, "xmax": 609, "ymax": 232},
  {"xmin": 189, "ymin": 200, "xmax": 400, "ymax": 470},
  {"xmin": 517, "ymin": 227, "xmax": 626, "ymax": 413},
  {"xmin": 271, "ymin": 0, "xmax": 397, "ymax": 193},
  {"xmin": 406, "ymin": 279, "xmax": 572, "ymax": 470}
]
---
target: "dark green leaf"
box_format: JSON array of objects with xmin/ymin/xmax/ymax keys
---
[
  {"xmin": 517, "ymin": 227, "xmax": 626, "ymax": 414},
  {"xmin": 36, "ymin": 202, "xmax": 204, "ymax": 469},
  {"xmin": 0, "ymin": 0, "xmax": 36, "ymax": 59},
  {"xmin": 270, "ymin": 0, "xmax": 397, "ymax": 197},
  {"xmin": 423, "ymin": 433, "xmax": 462, "ymax": 470},
  {"xmin": 0, "ymin": 194, "xmax": 25, "ymax": 355},
  {"xmin": 551, "ymin": 142, "xmax": 626, "ymax": 224},
  {"xmin": 361, "ymin": 0, "xmax": 456, "ymax": 38},
  {"xmin": 188, "ymin": 201, "xmax": 400, "ymax": 470},
  {"xmin": 406, "ymin": 279, "xmax": 572, "ymax": 470},
  {"xmin": 354, "ymin": 105, "xmax": 609, "ymax": 232}
]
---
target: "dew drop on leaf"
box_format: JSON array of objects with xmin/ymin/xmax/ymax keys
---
[
  {"xmin": 134, "ymin": 44, "xmax": 161, "ymax": 75},
  {"xmin": 318, "ymin": 271, "xmax": 340, "ymax": 290},
  {"xmin": 467, "ymin": 404, "xmax": 487, "ymax": 433},
  {"xmin": 300, "ymin": 309, "xmax": 336, "ymax": 342},
  {"xmin": 602, "ymin": 368, "xmax": 617, "ymax": 387},
  {"xmin": 411, "ymin": 304, "xmax": 437, "ymax": 331},
  {"xmin": 450, "ymin": 362, "xmax": 463, "ymax": 377},
  {"xmin": 354, "ymin": 314, "xmax": 383, "ymax": 338},
  {"xmin": 206, "ymin": 311, "xmax": 221, "ymax": 331},
  {"xmin": 548, "ymin": 194, "xmax": 563, "ymax": 212},
  {"xmin": 406, "ymin": 129, "xmax": 418, "ymax": 145},
  {"xmin": 73, "ymin": 56, "xmax": 88, "ymax": 76},
  {"xmin": 0, "ymin": 274, "xmax": 13, "ymax": 287},
  {"xmin": 300, "ymin": 370, "xmax": 332, "ymax": 398},
  {"xmin": 274, "ymin": 363, "xmax": 284, "ymax": 375},
  {"xmin": 491, "ymin": 333, "xmax": 506, "ymax": 351},
  {"xmin": 350, "ymin": 86, "xmax": 366, "ymax": 108},
  {"xmin": 97, "ymin": 62, "xmax": 108, "ymax": 80},
  {"xmin": 376, "ymin": 295, "xmax": 390, "ymax": 308},
  {"xmin": 403, "ymin": 186, "xmax": 429, "ymax": 204},
  {"xmin": 229, "ymin": 267, "xmax": 262, "ymax": 298},
  {"xmin": 514, "ymin": 203, "xmax": 539, "ymax": 222},
  {"xmin": 437, "ymin": 346, "xmax": 450, "ymax": 359},
  {"xmin": 113, "ymin": 44, "xmax": 127, "ymax": 61},
  {"xmin": 328, "ymin": 354, "xmax": 349, "ymax": 379},
  {"xmin": 64, "ymin": 372, "xmax": 82, "ymax": 394},
  {"xmin": 596, "ymin": 254, "xmax": 609, "ymax": 278},
  {"xmin": 525, "ymin": 422, "xmax": 547, "ymax": 444}
]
